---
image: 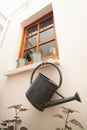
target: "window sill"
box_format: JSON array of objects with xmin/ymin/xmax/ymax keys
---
[{"xmin": 4, "ymin": 59, "xmax": 60, "ymax": 76}]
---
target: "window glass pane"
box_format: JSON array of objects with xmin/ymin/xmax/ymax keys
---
[
  {"xmin": 40, "ymin": 28, "xmax": 54, "ymax": 43},
  {"xmin": 30, "ymin": 48, "xmax": 36, "ymax": 53},
  {"xmin": 27, "ymin": 25, "xmax": 37, "ymax": 36},
  {"xmin": 25, "ymin": 35, "xmax": 37, "ymax": 48},
  {"xmin": 40, "ymin": 41, "xmax": 56, "ymax": 57},
  {"xmin": 40, "ymin": 17, "xmax": 53, "ymax": 31}
]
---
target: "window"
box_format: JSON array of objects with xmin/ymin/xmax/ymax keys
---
[{"xmin": 19, "ymin": 11, "xmax": 59, "ymax": 64}]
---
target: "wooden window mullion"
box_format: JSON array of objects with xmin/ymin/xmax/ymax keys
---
[{"xmin": 36, "ymin": 23, "xmax": 40, "ymax": 52}]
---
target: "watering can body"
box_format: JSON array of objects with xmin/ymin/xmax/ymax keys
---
[
  {"xmin": 26, "ymin": 62, "xmax": 81, "ymax": 111},
  {"xmin": 26, "ymin": 73, "xmax": 58, "ymax": 111}
]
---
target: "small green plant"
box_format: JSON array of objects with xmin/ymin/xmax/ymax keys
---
[
  {"xmin": 0, "ymin": 104, "xmax": 29, "ymax": 130},
  {"xmin": 53, "ymin": 106, "xmax": 84, "ymax": 130}
]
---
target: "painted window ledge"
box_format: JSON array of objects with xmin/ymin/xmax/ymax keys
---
[{"xmin": 5, "ymin": 59, "xmax": 60, "ymax": 76}]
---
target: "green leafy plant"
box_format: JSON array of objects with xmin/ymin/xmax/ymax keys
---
[
  {"xmin": 53, "ymin": 106, "xmax": 84, "ymax": 130},
  {"xmin": 0, "ymin": 104, "xmax": 29, "ymax": 130}
]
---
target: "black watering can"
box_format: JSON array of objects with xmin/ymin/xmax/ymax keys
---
[{"xmin": 26, "ymin": 62, "xmax": 81, "ymax": 111}]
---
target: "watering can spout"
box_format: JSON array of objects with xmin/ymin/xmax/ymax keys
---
[
  {"xmin": 45, "ymin": 92, "xmax": 81, "ymax": 108},
  {"xmin": 74, "ymin": 92, "xmax": 81, "ymax": 102}
]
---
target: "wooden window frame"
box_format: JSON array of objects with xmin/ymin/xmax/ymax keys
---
[{"xmin": 18, "ymin": 11, "xmax": 59, "ymax": 64}]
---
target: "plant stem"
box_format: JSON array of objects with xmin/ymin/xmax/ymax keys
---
[
  {"xmin": 64, "ymin": 112, "xmax": 69, "ymax": 130},
  {"xmin": 14, "ymin": 108, "xmax": 17, "ymax": 130}
]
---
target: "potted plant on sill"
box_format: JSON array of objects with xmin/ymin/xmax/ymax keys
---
[
  {"xmin": 16, "ymin": 58, "xmax": 28, "ymax": 67},
  {"xmin": 30, "ymin": 51, "xmax": 42, "ymax": 63},
  {"xmin": 17, "ymin": 51, "xmax": 32, "ymax": 67}
]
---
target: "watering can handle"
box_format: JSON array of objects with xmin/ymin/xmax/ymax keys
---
[{"xmin": 30, "ymin": 62, "xmax": 62, "ymax": 88}]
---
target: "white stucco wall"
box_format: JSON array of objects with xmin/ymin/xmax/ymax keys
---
[{"xmin": 0, "ymin": 0, "xmax": 87, "ymax": 130}]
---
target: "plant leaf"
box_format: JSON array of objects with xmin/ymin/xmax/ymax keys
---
[
  {"xmin": 8, "ymin": 104, "xmax": 23, "ymax": 109},
  {"xmin": 20, "ymin": 108, "xmax": 29, "ymax": 111},
  {"xmin": 20, "ymin": 127, "xmax": 28, "ymax": 130},
  {"xmin": 16, "ymin": 119, "xmax": 22, "ymax": 125},
  {"xmin": 14, "ymin": 116, "xmax": 20, "ymax": 119},
  {"xmin": 53, "ymin": 113, "xmax": 64, "ymax": 119},
  {"xmin": 60, "ymin": 106, "xmax": 80, "ymax": 113},
  {"xmin": 1, "ymin": 122, "xmax": 7, "ymax": 126},
  {"xmin": 56, "ymin": 128, "xmax": 63, "ymax": 130},
  {"xmin": 65, "ymin": 125, "xmax": 72, "ymax": 130},
  {"xmin": 69, "ymin": 119, "xmax": 84, "ymax": 129},
  {"xmin": 56, "ymin": 128, "xmax": 62, "ymax": 130},
  {"xmin": 8, "ymin": 125, "xmax": 14, "ymax": 130},
  {"xmin": 62, "ymin": 109, "xmax": 68, "ymax": 115},
  {"xmin": 3, "ymin": 128, "xmax": 8, "ymax": 130}
]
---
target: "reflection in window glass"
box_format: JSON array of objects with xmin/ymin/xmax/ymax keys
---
[
  {"xmin": 40, "ymin": 41, "xmax": 56, "ymax": 57},
  {"xmin": 40, "ymin": 28, "xmax": 54, "ymax": 43},
  {"xmin": 25, "ymin": 35, "xmax": 37, "ymax": 48},
  {"xmin": 27, "ymin": 25, "xmax": 37, "ymax": 36},
  {"xmin": 40, "ymin": 17, "xmax": 53, "ymax": 31},
  {"xmin": 29, "ymin": 48, "xmax": 36, "ymax": 54}
]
